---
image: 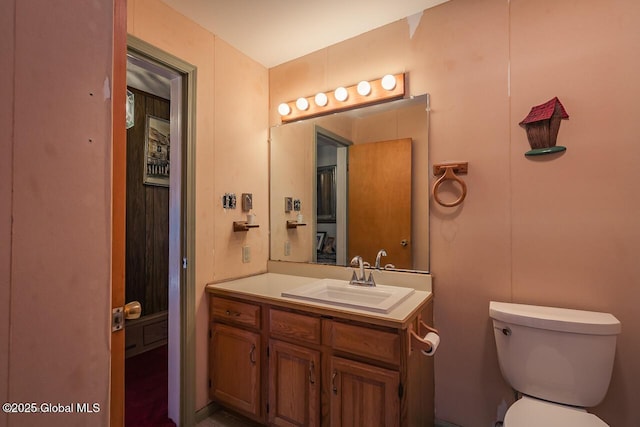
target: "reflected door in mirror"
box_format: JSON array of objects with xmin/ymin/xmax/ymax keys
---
[{"xmin": 348, "ymin": 138, "xmax": 412, "ymax": 269}]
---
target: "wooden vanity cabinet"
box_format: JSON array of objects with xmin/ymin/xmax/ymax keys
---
[
  {"xmin": 210, "ymin": 323, "xmax": 261, "ymax": 417},
  {"xmin": 209, "ymin": 297, "xmax": 262, "ymax": 420},
  {"xmin": 324, "ymin": 320, "xmax": 402, "ymax": 427},
  {"xmin": 267, "ymin": 308, "xmax": 322, "ymax": 426},
  {"xmin": 329, "ymin": 356, "xmax": 400, "ymax": 427},
  {"xmin": 268, "ymin": 339, "xmax": 320, "ymax": 427},
  {"xmin": 208, "ymin": 292, "xmax": 433, "ymax": 427}
]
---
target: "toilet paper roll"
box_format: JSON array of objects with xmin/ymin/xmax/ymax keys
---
[{"xmin": 421, "ymin": 332, "xmax": 440, "ymax": 356}]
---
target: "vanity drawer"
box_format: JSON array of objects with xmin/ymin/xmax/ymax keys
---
[
  {"xmin": 269, "ymin": 308, "xmax": 321, "ymax": 345},
  {"xmin": 326, "ymin": 321, "xmax": 400, "ymax": 365},
  {"xmin": 210, "ymin": 296, "xmax": 261, "ymax": 329}
]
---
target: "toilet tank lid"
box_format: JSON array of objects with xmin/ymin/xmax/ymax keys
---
[{"xmin": 489, "ymin": 301, "xmax": 621, "ymax": 335}]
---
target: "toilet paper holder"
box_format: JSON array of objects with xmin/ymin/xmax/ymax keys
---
[{"xmin": 409, "ymin": 317, "xmax": 439, "ymax": 355}]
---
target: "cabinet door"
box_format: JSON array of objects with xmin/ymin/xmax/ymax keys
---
[
  {"xmin": 210, "ymin": 323, "xmax": 260, "ymax": 417},
  {"xmin": 329, "ymin": 356, "xmax": 399, "ymax": 427},
  {"xmin": 268, "ymin": 339, "xmax": 320, "ymax": 427}
]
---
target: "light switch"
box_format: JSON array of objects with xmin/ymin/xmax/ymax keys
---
[{"xmin": 222, "ymin": 193, "xmax": 237, "ymax": 209}]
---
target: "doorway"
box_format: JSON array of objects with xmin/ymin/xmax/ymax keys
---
[
  {"xmin": 122, "ymin": 36, "xmax": 197, "ymax": 427},
  {"xmin": 314, "ymin": 127, "xmax": 350, "ymax": 266}
]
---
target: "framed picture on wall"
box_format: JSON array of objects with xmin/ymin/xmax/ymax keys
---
[
  {"xmin": 317, "ymin": 165, "xmax": 336, "ymax": 223},
  {"xmin": 144, "ymin": 114, "xmax": 170, "ymax": 187}
]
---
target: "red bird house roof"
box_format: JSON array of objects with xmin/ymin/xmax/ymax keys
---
[{"xmin": 519, "ymin": 97, "xmax": 569, "ymax": 125}]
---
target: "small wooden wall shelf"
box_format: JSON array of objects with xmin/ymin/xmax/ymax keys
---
[
  {"xmin": 286, "ymin": 221, "xmax": 307, "ymax": 229},
  {"xmin": 233, "ymin": 221, "xmax": 260, "ymax": 232}
]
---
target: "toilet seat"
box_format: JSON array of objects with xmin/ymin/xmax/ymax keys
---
[{"xmin": 504, "ymin": 396, "xmax": 608, "ymax": 427}]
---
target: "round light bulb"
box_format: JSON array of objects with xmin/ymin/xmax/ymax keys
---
[
  {"xmin": 357, "ymin": 81, "xmax": 371, "ymax": 96},
  {"xmin": 314, "ymin": 92, "xmax": 328, "ymax": 107},
  {"xmin": 334, "ymin": 87, "xmax": 348, "ymax": 102},
  {"xmin": 381, "ymin": 74, "xmax": 397, "ymax": 91},
  {"xmin": 296, "ymin": 97, "xmax": 309, "ymax": 111},
  {"xmin": 278, "ymin": 103, "xmax": 291, "ymax": 116}
]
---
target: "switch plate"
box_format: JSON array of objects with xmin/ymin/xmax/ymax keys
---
[
  {"xmin": 242, "ymin": 246, "xmax": 251, "ymax": 263},
  {"xmin": 284, "ymin": 241, "xmax": 291, "ymax": 256},
  {"xmin": 222, "ymin": 193, "xmax": 237, "ymax": 209}
]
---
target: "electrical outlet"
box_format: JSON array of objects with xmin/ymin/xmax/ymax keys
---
[
  {"xmin": 284, "ymin": 241, "xmax": 291, "ymax": 256},
  {"xmin": 242, "ymin": 246, "xmax": 251, "ymax": 263}
]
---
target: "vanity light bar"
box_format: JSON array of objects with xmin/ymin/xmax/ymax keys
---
[{"xmin": 278, "ymin": 73, "xmax": 406, "ymax": 123}]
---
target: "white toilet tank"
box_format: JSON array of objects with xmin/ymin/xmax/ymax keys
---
[{"xmin": 490, "ymin": 301, "xmax": 621, "ymax": 408}]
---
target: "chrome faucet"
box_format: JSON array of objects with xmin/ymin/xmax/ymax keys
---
[
  {"xmin": 350, "ymin": 256, "xmax": 365, "ymax": 281},
  {"xmin": 350, "ymin": 255, "xmax": 376, "ymax": 286},
  {"xmin": 375, "ymin": 249, "xmax": 387, "ymax": 270}
]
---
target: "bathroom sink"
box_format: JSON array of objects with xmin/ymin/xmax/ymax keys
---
[{"xmin": 281, "ymin": 278, "xmax": 415, "ymax": 313}]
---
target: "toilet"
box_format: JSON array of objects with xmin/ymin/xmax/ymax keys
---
[{"xmin": 489, "ymin": 301, "xmax": 621, "ymax": 427}]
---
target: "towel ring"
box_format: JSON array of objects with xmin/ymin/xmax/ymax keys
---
[{"xmin": 432, "ymin": 162, "xmax": 468, "ymax": 207}]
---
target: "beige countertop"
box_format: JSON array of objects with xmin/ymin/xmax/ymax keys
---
[{"xmin": 206, "ymin": 272, "xmax": 432, "ymax": 328}]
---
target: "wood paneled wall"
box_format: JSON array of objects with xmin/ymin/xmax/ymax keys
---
[{"xmin": 125, "ymin": 87, "xmax": 169, "ymax": 316}]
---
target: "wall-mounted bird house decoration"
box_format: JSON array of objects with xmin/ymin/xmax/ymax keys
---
[{"xmin": 519, "ymin": 97, "xmax": 569, "ymax": 157}]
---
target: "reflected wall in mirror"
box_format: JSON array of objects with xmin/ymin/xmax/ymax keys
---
[{"xmin": 270, "ymin": 95, "xmax": 430, "ymax": 272}]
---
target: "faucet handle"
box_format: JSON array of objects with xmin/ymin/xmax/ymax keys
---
[
  {"xmin": 366, "ymin": 272, "xmax": 376, "ymax": 287},
  {"xmin": 349, "ymin": 271, "xmax": 359, "ymax": 284}
]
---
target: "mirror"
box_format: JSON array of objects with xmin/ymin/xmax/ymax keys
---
[{"xmin": 270, "ymin": 95, "xmax": 430, "ymax": 272}]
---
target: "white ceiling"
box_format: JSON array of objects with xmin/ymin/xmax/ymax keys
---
[{"xmin": 159, "ymin": 0, "xmax": 450, "ymax": 68}]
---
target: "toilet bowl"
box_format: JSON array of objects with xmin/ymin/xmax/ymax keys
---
[
  {"xmin": 503, "ymin": 396, "xmax": 607, "ymax": 427},
  {"xmin": 489, "ymin": 301, "xmax": 621, "ymax": 427}
]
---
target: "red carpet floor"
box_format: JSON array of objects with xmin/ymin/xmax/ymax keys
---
[{"xmin": 125, "ymin": 345, "xmax": 176, "ymax": 427}]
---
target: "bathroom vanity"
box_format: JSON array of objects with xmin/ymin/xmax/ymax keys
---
[{"xmin": 206, "ymin": 271, "xmax": 434, "ymax": 427}]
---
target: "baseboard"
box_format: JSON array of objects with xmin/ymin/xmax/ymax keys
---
[
  {"xmin": 435, "ymin": 419, "xmax": 463, "ymax": 427},
  {"xmin": 194, "ymin": 401, "xmax": 220, "ymax": 424}
]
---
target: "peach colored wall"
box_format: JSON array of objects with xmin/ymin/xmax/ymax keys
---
[
  {"xmin": 270, "ymin": 121, "xmax": 316, "ymax": 263},
  {"xmin": 1, "ymin": 1, "xmax": 114, "ymax": 426},
  {"xmin": 270, "ymin": 0, "xmax": 640, "ymax": 425},
  {"xmin": 127, "ymin": 0, "xmax": 269, "ymax": 411}
]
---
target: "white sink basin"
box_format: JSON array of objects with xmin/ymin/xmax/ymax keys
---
[{"xmin": 281, "ymin": 278, "xmax": 415, "ymax": 313}]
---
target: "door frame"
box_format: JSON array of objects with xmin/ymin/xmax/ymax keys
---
[
  {"xmin": 314, "ymin": 126, "xmax": 350, "ymax": 265},
  {"xmin": 111, "ymin": 33, "xmax": 197, "ymax": 427}
]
